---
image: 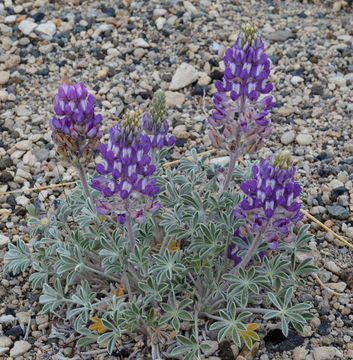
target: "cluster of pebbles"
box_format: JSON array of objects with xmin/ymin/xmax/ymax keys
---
[{"xmin": 0, "ymin": 0, "xmax": 353, "ymax": 359}]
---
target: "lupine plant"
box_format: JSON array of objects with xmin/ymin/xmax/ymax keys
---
[{"xmin": 5, "ymin": 25, "xmax": 317, "ymax": 360}]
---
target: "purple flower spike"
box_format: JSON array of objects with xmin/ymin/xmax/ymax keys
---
[
  {"xmin": 91, "ymin": 110, "xmax": 160, "ymax": 224},
  {"xmin": 208, "ymin": 24, "xmax": 275, "ymax": 158},
  {"xmin": 230, "ymin": 152, "xmax": 303, "ymax": 264},
  {"xmin": 50, "ymin": 82, "xmax": 103, "ymax": 165}
]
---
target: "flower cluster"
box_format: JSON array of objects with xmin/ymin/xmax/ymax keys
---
[
  {"xmin": 208, "ymin": 24, "xmax": 275, "ymax": 156},
  {"xmin": 50, "ymin": 82, "xmax": 103, "ymax": 164},
  {"xmin": 91, "ymin": 111, "xmax": 160, "ymax": 223},
  {"xmin": 229, "ymin": 153, "xmax": 303, "ymax": 265},
  {"xmin": 143, "ymin": 91, "xmax": 176, "ymax": 150}
]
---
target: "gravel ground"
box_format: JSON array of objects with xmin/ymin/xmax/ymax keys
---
[{"xmin": 0, "ymin": 0, "xmax": 353, "ymax": 359}]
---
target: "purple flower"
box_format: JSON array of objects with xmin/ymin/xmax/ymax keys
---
[
  {"xmin": 50, "ymin": 82, "xmax": 103, "ymax": 164},
  {"xmin": 91, "ymin": 111, "xmax": 160, "ymax": 224},
  {"xmin": 232, "ymin": 153, "xmax": 303, "ymax": 256},
  {"xmin": 208, "ymin": 25, "xmax": 274, "ymax": 157}
]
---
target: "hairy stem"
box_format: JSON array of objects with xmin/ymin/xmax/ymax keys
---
[
  {"xmin": 200, "ymin": 307, "xmax": 268, "ymax": 321},
  {"xmin": 83, "ymin": 264, "xmax": 120, "ymax": 282},
  {"xmin": 77, "ymin": 163, "xmax": 93, "ymax": 204},
  {"xmin": 158, "ymin": 235, "xmax": 170, "ymax": 255},
  {"xmin": 221, "ymin": 153, "xmax": 237, "ymax": 193},
  {"xmin": 237, "ymin": 222, "xmax": 269, "ymax": 272},
  {"xmin": 124, "ymin": 200, "xmax": 136, "ymax": 250}
]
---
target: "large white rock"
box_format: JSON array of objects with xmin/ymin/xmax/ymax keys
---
[
  {"xmin": 165, "ymin": 91, "xmax": 185, "ymax": 106},
  {"xmin": 18, "ymin": 19, "xmax": 37, "ymax": 35},
  {"xmin": 35, "ymin": 21, "xmax": 56, "ymax": 40},
  {"xmin": 293, "ymin": 346, "xmax": 308, "ymax": 360},
  {"xmin": 10, "ymin": 340, "xmax": 31, "ymax": 357},
  {"xmin": 16, "ymin": 105, "xmax": 32, "ymax": 117},
  {"xmin": 0, "ymin": 336, "xmax": 12, "ymax": 348},
  {"xmin": 296, "ymin": 133, "xmax": 313, "ymax": 146},
  {"xmin": 183, "ymin": 1, "xmax": 198, "ymax": 14},
  {"xmin": 132, "ymin": 38, "xmax": 150, "ymax": 48},
  {"xmin": 312, "ymin": 346, "xmax": 343, "ymax": 360},
  {"xmin": 15, "ymin": 139, "xmax": 32, "ymax": 151},
  {"xmin": 169, "ymin": 63, "xmax": 199, "ymax": 90},
  {"xmin": 280, "ymin": 130, "xmax": 295, "ymax": 145},
  {"xmin": 155, "ymin": 17, "xmax": 166, "ymax": 30},
  {"xmin": 173, "ymin": 124, "xmax": 188, "ymax": 139},
  {"xmin": 0, "ymin": 71, "xmax": 10, "ymax": 85},
  {"xmin": 0, "ymin": 234, "xmax": 10, "ymax": 249}
]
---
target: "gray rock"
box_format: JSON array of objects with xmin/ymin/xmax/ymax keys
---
[
  {"xmin": 281, "ymin": 130, "xmax": 295, "ymax": 145},
  {"xmin": 165, "ymin": 91, "xmax": 185, "ymax": 106},
  {"xmin": 169, "ymin": 63, "xmax": 199, "ymax": 90},
  {"xmin": 324, "ymin": 260, "xmax": 341, "ymax": 275},
  {"xmin": 326, "ymin": 282, "xmax": 347, "ymax": 292},
  {"xmin": 35, "ymin": 21, "xmax": 56, "ymax": 40},
  {"xmin": 132, "ymin": 38, "xmax": 150, "ymax": 48},
  {"xmin": 15, "ymin": 195, "xmax": 31, "ymax": 207},
  {"xmin": 296, "ymin": 133, "xmax": 313, "ymax": 146},
  {"xmin": 155, "ymin": 17, "xmax": 166, "ymax": 30},
  {"xmin": 0, "ymin": 347, "xmax": 9, "ymax": 356},
  {"xmin": 0, "ymin": 24, "xmax": 12, "ymax": 36},
  {"xmin": 0, "ymin": 234, "xmax": 10, "ymax": 249},
  {"xmin": 173, "ymin": 124, "xmax": 188, "ymax": 138},
  {"xmin": 15, "ymin": 140, "xmax": 32, "ymax": 151},
  {"xmin": 291, "ymin": 76, "xmax": 304, "ymax": 85},
  {"xmin": 264, "ymin": 30, "xmax": 294, "ymax": 42},
  {"xmin": 10, "ymin": 340, "xmax": 31, "ymax": 357},
  {"xmin": 18, "ymin": 19, "xmax": 37, "ymax": 35},
  {"xmin": 34, "ymin": 148, "xmax": 49, "ymax": 162},
  {"xmin": 39, "ymin": 44, "xmax": 53, "ymax": 54},
  {"xmin": 293, "ymin": 346, "xmax": 308, "ymax": 360},
  {"xmin": 343, "ymin": 141, "xmax": 353, "ymax": 153},
  {"xmin": 16, "ymin": 105, "xmax": 32, "ymax": 117},
  {"xmin": 312, "ymin": 346, "xmax": 343, "ymax": 360},
  {"xmin": 183, "ymin": 1, "xmax": 198, "ymax": 14},
  {"xmin": 0, "ymin": 315, "xmax": 16, "ymax": 324},
  {"xmin": 16, "ymin": 311, "xmax": 31, "ymax": 324},
  {"xmin": 0, "ymin": 171, "xmax": 13, "ymax": 183},
  {"xmin": 0, "ymin": 336, "xmax": 12, "ymax": 348},
  {"xmin": 327, "ymin": 205, "xmax": 350, "ymax": 220},
  {"xmin": 0, "ymin": 71, "xmax": 10, "ymax": 85}
]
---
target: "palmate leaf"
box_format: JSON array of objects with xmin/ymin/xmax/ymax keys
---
[
  {"xmin": 4, "ymin": 239, "xmax": 32, "ymax": 275},
  {"xmin": 39, "ymin": 279, "xmax": 65, "ymax": 313},
  {"xmin": 210, "ymin": 302, "xmax": 249, "ymax": 346},
  {"xmin": 265, "ymin": 288, "xmax": 313, "ymax": 337},
  {"xmin": 160, "ymin": 293, "xmax": 193, "ymax": 331},
  {"xmin": 170, "ymin": 334, "xmax": 205, "ymax": 360}
]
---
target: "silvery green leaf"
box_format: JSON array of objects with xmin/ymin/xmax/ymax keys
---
[
  {"xmin": 281, "ymin": 316, "xmax": 289, "ymax": 337},
  {"xmin": 4, "ymin": 240, "xmax": 32, "ymax": 275}
]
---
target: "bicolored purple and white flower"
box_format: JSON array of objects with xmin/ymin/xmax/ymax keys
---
[
  {"xmin": 208, "ymin": 24, "xmax": 275, "ymax": 157},
  {"xmin": 49, "ymin": 82, "xmax": 103, "ymax": 164},
  {"xmin": 230, "ymin": 154, "xmax": 303, "ymax": 260},
  {"xmin": 91, "ymin": 113, "xmax": 161, "ymax": 224}
]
